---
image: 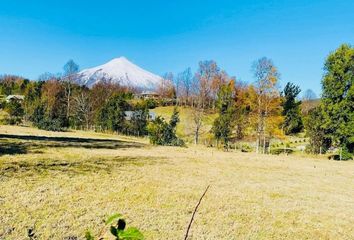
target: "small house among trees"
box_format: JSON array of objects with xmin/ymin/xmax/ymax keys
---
[
  {"xmin": 6, "ymin": 95, "xmax": 25, "ymax": 102},
  {"xmin": 134, "ymin": 91, "xmax": 159, "ymax": 99},
  {"xmin": 124, "ymin": 110, "xmax": 156, "ymax": 121}
]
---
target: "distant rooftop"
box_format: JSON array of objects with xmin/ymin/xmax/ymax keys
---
[{"xmin": 6, "ymin": 95, "xmax": 25, "ymax": 102}]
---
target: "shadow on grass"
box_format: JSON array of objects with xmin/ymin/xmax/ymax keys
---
[
  {"xmin": 1, "ymin": 156, "xmax": 165, "ymax": 177},
  {"xmin": 0, "ymin": 134, "xmax": 146, "ymax": 156},
  {"xmin": 0, "ymin": 142, "xmax": 28, "ymax": 156}
]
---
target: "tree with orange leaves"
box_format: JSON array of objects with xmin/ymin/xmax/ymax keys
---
[
  {"xmin": 233, "ymin": 81, "xmax": 253, "ymax": 140},
  {"xmin": 251, "ymin": 57, "xmax": 283, "ymax": 154}
]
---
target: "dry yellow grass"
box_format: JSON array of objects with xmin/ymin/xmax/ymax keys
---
[
  {"xmin": 0, "ymin": 125, "xmax": 354, "ymax": 239},
  {"xmin": 153, "ymin": 106, "xmax": 217, "ymax": 143}
]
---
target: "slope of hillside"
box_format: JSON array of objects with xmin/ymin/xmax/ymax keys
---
[
  {"xmin": 76, "ymin": 57, "xmax": 161, "ymax": 89},
  {"xmin": 152, "ymin": 106, "xmax": 217, "ymax": 143}
]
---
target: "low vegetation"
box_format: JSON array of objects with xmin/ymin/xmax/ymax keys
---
[
  {"xmin": 85, "ymin": 213, "xmax": 144, "ymax": 240},
  {"xmin": 147, "ymin": 107, "xmax": 184, "ymax": 146}
]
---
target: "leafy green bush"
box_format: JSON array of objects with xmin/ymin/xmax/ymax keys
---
[
  {"xmin": 86, "ymin": 213, "xmax": 144, "ymax": 240},
  {"xmin": 0, "ymin": 100, "xmax": 5, "ymax": 109},
  {"xmin": 3, "ymin": 99, "xmax": 24, "ymax": 125},
  {"xmin": 30, "ymin": 103, "xmax": 67, "ymax": 131},
  {"xmin": 126, "ymin": 108, "xmax": 149, "ymax": 136},
  {"xmin": 341, "ymin": 148, "xmax": 353, "ymax": 160},
  {"xmin": 143, "ymin": 98, "xmax": 158, "ymax": 109},
  {"xmin": 330, "ymin": 147, "xmax": 353, "ymax": 161},
  {"xmin": 241, "ymin": 144, "xmax": 252, "ymax": 152},
  {"xmin": 147, "ymin": 107, "xmax": 184, "ymax": 146},
  {"xmin": 270, "ymin": 148, "xmax": 293, "ymax": 155}
]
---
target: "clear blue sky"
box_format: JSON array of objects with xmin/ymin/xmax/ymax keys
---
[{"xmin": 1, "ymin": 0, "xmax": 353, "ymax": 95}]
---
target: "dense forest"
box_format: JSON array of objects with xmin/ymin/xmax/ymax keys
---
[{"xmin": 0, "ymin": 44, "xmax": 353, "ymax": 159}]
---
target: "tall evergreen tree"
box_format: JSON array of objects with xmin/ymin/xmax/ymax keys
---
[
  {"xmin": 281, "ymin": 82, "xmax": 303, "ymax": 134},
  {"xmin": 212, "ymin": 80, "xmax": 236, "ymax": 149},
  {"xmin": 96, "ymin": 93, "xmax": 129, "ymax": 133},
  {"xmin": 304, "ymin": 106, "xmax": 331, "ymax": 154},
  {"xmin": 321, "ymin": 44, "xmax": 354, "ymax": 152},
  {"xmin": 30, "ymin": 80, "xmax": 68, "ymax": 131}
]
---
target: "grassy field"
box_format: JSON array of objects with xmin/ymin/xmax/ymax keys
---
[
  {"xmin": 153, "ymin": 106, "xmax": 217, "ymax": 143},
  {"xmin": 0, "ymin": 125, "xmax": 354, "ymax": 239}
]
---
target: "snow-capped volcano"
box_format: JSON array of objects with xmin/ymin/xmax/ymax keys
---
[{"xmin": 76, "ymin": 57, "xmax": 161, "ymax": 90}]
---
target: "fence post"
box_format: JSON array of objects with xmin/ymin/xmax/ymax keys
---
[{"xmin": 340, "ymin": 147, "xmax": 342, "ymax": 161}]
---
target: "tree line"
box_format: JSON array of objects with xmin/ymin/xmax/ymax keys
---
[{"xmin": 0, "ymin": 43, "xmax": 353, "ymax": 158}]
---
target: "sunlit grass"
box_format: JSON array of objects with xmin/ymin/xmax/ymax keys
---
[{"xmin": 0, "ymin": 125, "xmax": 353, "ymax": 239}]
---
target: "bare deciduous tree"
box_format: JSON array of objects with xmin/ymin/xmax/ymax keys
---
[
  {"xmin": 302, "ymin": 89, "xmax": 318, "ymax": 115},
  {"xmin": 178, "ymin": 68, "xmax": 193, "ymax": 106},
  {"xmin": 157, "ymin": 72, "xmax": 175, "ymax": 99},
  {"xmin": 195, "ymin": 60, "xmax": 220, "ymax": 108},
  {"xmin": 62, "ymin": 59, "xmax": 79, "ymax": 119},
  {"xmin": 192, "ymin": 101, "xmax": 204, "ymax": 145},
  {"xmin": 73, "ymin": 89, "xmax": 92, "ymax": 130}
]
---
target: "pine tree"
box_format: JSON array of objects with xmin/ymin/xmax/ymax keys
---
[
  {"xmin": 212, "ymin": 80, "xmax": 236, "ymax": 149},
  {"xmin": 304, "ymin": 106, "xmax": 331, "ymax": 154},
  {"xmin": 281, "ymin": 82, "xmax": 303, "ymax": 134},
  {"xmin": 96, "ymin": 94, "xmax": 129, "ymax": 133}
]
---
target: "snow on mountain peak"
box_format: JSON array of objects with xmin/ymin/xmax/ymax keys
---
[{"xmin": 76, "ymin": 57, "xmax": 161, "ymax": 90}]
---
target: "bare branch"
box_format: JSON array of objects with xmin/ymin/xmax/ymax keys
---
[{"xmin": 184, "ymin": 185, "xmax": 210, "ymax": 240}]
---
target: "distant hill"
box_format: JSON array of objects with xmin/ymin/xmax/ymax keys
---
[{"xmin": 76, "ymin": 57, "xmax": 161, "ymax": 90}]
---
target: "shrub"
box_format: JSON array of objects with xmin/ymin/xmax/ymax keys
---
[
  {"xmin": 30, "ymin": 103, "xmax": 67, "ymax": 131},
  {"xmin": 143, "ymin": 98, "xmax": 158, "ymax": 109},
  {"xmin": 241, "ymin": 144, "xmax": 252, "ymax": 152},
  {"xmin": 270, "ymin": 148, "xmax": 293, "ymax": 155},
  {"xmin": 147, "ymin": 107, "xmax": 184, "ymax": 146},
  {"xmin": 4, "ymin": 99, "xmax": 24, "ymax": 125},
  {"xmin": 330, "ymin": 147, "xmax": 353, "ymax": 161},
  {"xmin": 341, "ymin": 148, "xmax": 353, "ymax": 160},
  {"xmin": 85, "ymin": 213, "xmax": 144, "ymax": 240},
  {"xmin": 127, "ymin": 109, "xmax": 149, "ymax": 136}
]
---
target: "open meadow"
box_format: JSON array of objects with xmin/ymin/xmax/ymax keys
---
[{"xmin": 0, "ymin": 125, "xmax": 353, "ymax": 239}]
